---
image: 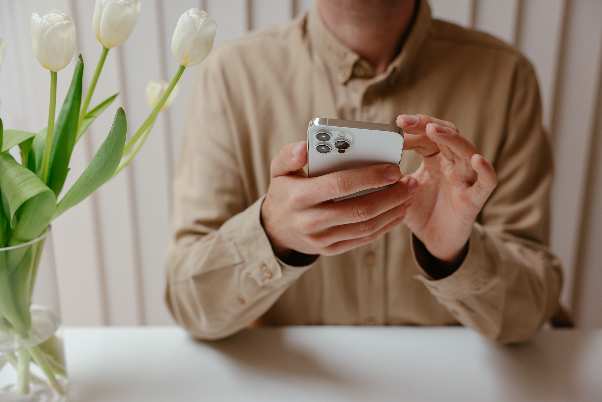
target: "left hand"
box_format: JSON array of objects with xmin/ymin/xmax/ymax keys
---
[{"xmin": 396, "ymin": 114, "xmax": 498, "ymax": 264}]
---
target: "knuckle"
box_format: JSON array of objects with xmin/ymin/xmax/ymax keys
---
[
  {"xmin": 358, "ymin": 220, "xmax": 377, "ymax": 235},
  {"xmin": 305, "ymin": 235, "xmax": 324, "ymax": 250},
  {"xmin": 296, "ymin": 215, "xmax": 317, "ymax": 234},
  {"xmin": 335, "ymin": 174, "xmax": 353, "ymax": 195},
  {"xmin": 321, "ymin": 245, "xmax": 339, "ymax": 257},
  {"xmin": 352, "ymin": 205, "xmax": 371, "ymax": 221},
  {"xmin": 288, "ymin": 188, "xmax": 307, "ymax": 205}
]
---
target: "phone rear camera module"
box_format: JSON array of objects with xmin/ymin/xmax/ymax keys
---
[
  {"xmin": 334, "ymin": 138, "xmax": 351, "ymax": 153},
  {"xmin": 316, "ymin": 143, "xmax": 332, "ymax": 154},
  {"xmin": 315, "ymin": 131, "xmax": 331, "ymax": 142}
]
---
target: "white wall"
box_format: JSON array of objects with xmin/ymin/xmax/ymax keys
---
[{"xmin": 0, "ymin": 0, "xmax": 600, "ymax": 328}]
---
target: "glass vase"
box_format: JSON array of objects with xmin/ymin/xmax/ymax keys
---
[{"xmin": 0, "ymin": 229, "xmax": 67, "ymax": 402}]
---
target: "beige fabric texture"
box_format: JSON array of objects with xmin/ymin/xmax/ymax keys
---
[{"xmin": 166, "ymin": 0, "xmax": 563, "ymax": 343}]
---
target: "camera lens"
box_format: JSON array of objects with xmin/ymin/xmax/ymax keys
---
[
  {"xmin": 316, "ymin": 143, "xmax": 332, "ymax": 154},
  {"xmin": 315, "ymin": 132, "xmax": 331, "ymax": 141},
  {"xmin": 334, "ymin": 139, "xmax": 351, "ymax": 153}
]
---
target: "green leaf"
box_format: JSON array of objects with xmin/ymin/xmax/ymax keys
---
[
  {"xmin": 0, "ymin": 153, "xmax": 56, "ymax": 243},
  {"xmin": 0, "ymin": 254, "xmax": 29, "ymax": 336},
  {"xmin": 76, "ymin": 92, "xmax": 118, "ymax": 142},
  {"xmin": 0, "ymin": 119, "xmax": 3, "ymax": 153},
  {"xmin": 1, "ymin": 129, "xmax": 37, "ymax": 153},
  {"xmin": 18, "ymin": 137, "xmax": 33, "ymax": 167},
  {"xmin": 56, "ymin": 107, "xmax": 127, "ymax": 217},
  {"xmin": 32, "ymin": 128, "xmax": 47, "ymax": 172},
  {"xmin": 47, "ymin": 55, "xmax": 84, "ymax": 196},
  {"xmin": 0, "ymin": 190, "xmax": 9, "ymax": 248},
  {"xmin": 37, "ymin": 335, "xmax": 66, "ymax": 376}
]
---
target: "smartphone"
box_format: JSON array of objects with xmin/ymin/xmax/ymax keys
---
[{"xmin": 307, "ymin": 117, "xmax": 404, "ymax": 199}]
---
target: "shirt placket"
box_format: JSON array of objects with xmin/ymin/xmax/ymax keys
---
[{"xmin": 348, "ymin": 77, "xmax": 391, "ymax": 325}]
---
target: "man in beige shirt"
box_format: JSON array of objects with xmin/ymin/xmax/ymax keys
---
[{"xmin": 166, "ymin": 0, "xmax": 563, "ymax": 343}]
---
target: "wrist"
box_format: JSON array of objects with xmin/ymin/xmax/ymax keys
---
[
  {"xmin": 260, "ymin": 197, "xmax": 288, "ymax": 255},
  {"xmin": 412, "ymin": 235, "xmax": 469, "ymax": 280},
  {"xmin": 260, "ymin": 197, "xmax": 318, "ymax": 266}
]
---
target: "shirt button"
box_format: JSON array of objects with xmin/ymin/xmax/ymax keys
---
[
  {"xmin": 261, "ymin": 264, "xmax": 273, "ymax": 281},
  {"xmin": 363, "ymin": 251, "xmax": 376, "ymax": 267}
]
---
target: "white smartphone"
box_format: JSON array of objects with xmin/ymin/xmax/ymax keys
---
[{"xmin": 307, "ymin": 117, "xmax": 404, "ymax": 199}]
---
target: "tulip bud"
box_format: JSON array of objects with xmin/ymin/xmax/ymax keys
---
[
  {"xmin": 31, "ymin": 11, "xmax": 76, "ymax": 72},
  {"xmin": 145, "ymin": 80, "xmax": 178, "ymax": 111},
  {"xmin": 171, "ymin": 9, "xmax": 216, "ymax": 67},
  {"xmin": 93, "ymin": 0, "xmax": 141, "ymax": 49}
]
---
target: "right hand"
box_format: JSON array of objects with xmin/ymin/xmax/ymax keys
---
[{"xmin": 261, "ymin": 141, "xmax": 418, "ymax": 258}]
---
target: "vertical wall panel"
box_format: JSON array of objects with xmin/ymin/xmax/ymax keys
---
[
  {"xmin": 119, "ymin": 0, "xmax": 173, "ymax": 325},
  {"xmin": 575, "ymin": 67, "xmax": 602, "ymax": 328},
  {"xmin": 207, "ymin": 0, "xmax": 248, "ymax": 44},
  {"xmin": 0, "ymin": 2, "xmax": 30, "ymax": 129},
  {"xmin": 72, "ymin": 0, "xmax": 141, "ymax": 325},
  {"xmin": 429, "ymin": 0, "xmax": 474, "ymax": 27},
  {"xmin": 516, "ymin": 0, "xmax": 566, "ymax": 128},
  {"xmin": 474, "ymin": 0, "xmax": 520, "ymax": 44},
  {"xmin": 549, "ymin": 0, "xmax": 602, "ymax": 308}
]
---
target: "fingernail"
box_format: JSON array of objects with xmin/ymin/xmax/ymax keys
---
[
  {"xmin": 407, "ymin": 177, "xmax": 418, "ymax": 191},
  {"xmin": 403, "ymin": 115, "xmax": 419, "ymax": 126},
  {"xmin": 385, "ymin": 166, "xmax": 401, "ymax": 181},
  {"xmin": 435, "ymin": 125, "xmax": 450, "ymax": 135}
]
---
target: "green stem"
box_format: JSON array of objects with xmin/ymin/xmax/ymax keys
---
[
  {"xmin": 28, "ymin": 345, "xmax": 65, "ymax": 396},
  {"xmin": 80, "ymin": 46, "xmax": 109, "ymax": 122},
  {"xmin": 40, "ymin": 71, "xmax": 57, "ymax": 183},
  {"xmin": 116, "ymin": 65, "xmax": 186, "ymax": 174},
  {"xmin": 17, "ymin": 348, "xmax": 31, "ymax": 395},
  {"xmin": 26, "ymin": 238, "xmax": 46, "ymax": 305}
]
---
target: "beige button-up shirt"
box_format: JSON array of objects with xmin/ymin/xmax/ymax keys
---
[{"xmin": 167, "ymin": 1, "xmax": 563, "ymax": 343}]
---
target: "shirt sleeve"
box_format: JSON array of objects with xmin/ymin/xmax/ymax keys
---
[
  {"xmin": 411, "ymin": 57, "xmax": 563, "ymax": 344},
  {"xmin": 165, "ymin": 55, "xmax": 312, "ymax": 341}
]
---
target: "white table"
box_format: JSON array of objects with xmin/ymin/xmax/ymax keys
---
[{"xmin": 65, "ymin": 327, "xmax": 601, "ymax": 402}]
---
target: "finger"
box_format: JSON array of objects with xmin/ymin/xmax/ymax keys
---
[
  {"xmin": 396, "ymin": 114, "xmax": 456, "ymax": 158},
  {"xmin": 469, "ymin": 154, "xmax": 497, "ymax": 203},
  {"xmin": 305, "ymin": 177, "xmax": 418, "ymax": 231},
  {"xmin": 426, "ymin": 123, "xmax": 477, "ymax": 160},
  {"xmin": 311, "ymin": 203, "xmax": 409, "ymax": 246},
  {"xmin": 403, "ymin": 133, "xmax": 440, "ymax": 157},
  {"xmin": 321, "ymin": 215, "xmax": 404, "ymax": 256},
  {"xmin": 304, "ymin": 163, "xmax": 403, "ymax": 205},
  {"xmin": 396, "ymin": 114, "xmax": 456, "ymax": 135},
  {"xmin": 270, "ymin": 141, "xmax": 307, "ymax": 177}
]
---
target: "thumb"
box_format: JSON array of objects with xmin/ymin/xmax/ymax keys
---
[{"xmin": 270, "ymin": 141, "xmax": 307, "ymax": 177}]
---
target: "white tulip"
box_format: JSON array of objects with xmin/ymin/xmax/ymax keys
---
[
  {"xmin": 31, "ymin": 11, "xmax": 76, "ymax": 72},
  {"xmin": 93, "ymin": 0, "xmax": 141, "ymax": 49},
  {"xmin": 146, "ymin": 80, "xmax": 178, "ymax": 111},
  {"xmin": 171, "ymin": 9, "xmax": 216, "ymax": 67}
]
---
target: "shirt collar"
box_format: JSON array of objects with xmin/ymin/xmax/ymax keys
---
[{"xmin": 307, "ymin": 0, "xmax": 432, "ymax": 85}]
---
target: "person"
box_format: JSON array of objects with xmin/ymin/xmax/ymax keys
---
[{"xmin": 166, "ymin": 0, "xmax": 563, "ymax": 343}]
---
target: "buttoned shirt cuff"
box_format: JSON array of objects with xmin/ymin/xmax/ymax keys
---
[
  {"xmin": 220, "ymin": 196, "xmax": 313, "ymax": 289},
  {"xmin": 412, "ymin": 224, "xmax": 497, "ymax": 300}
]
